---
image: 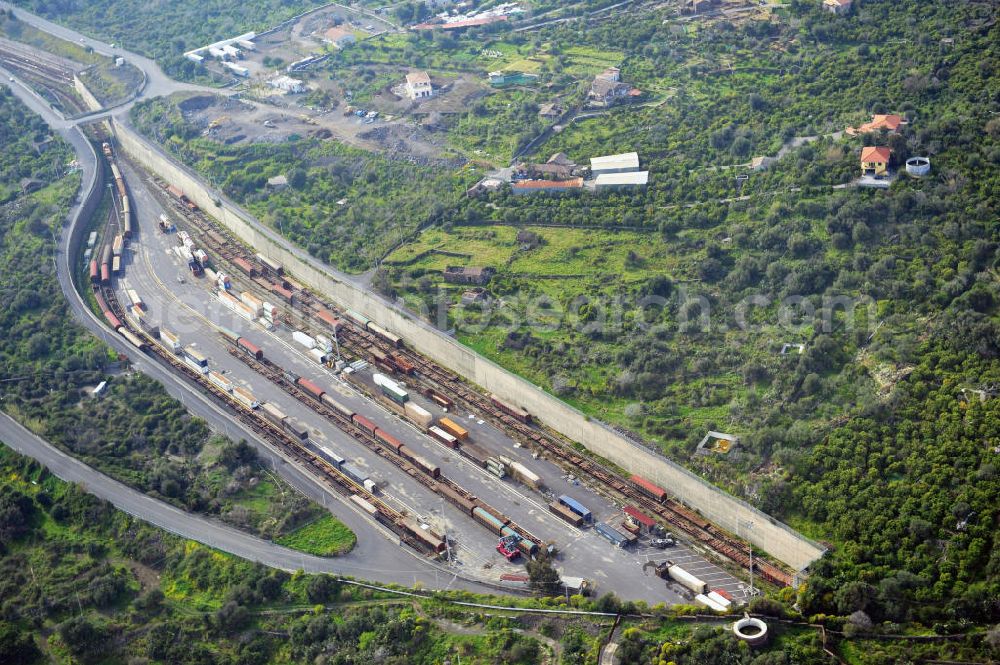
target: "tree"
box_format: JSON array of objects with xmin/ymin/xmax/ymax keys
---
[{"xmin": 526, "ymin": 552, "xmax": 561, "ymax": 594}]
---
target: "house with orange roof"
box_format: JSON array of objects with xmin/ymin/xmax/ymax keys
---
[
  {"xmin": 847, "ymin": 114, "xmax": 906, "ymax": 136},
  {"xmin": 860, "ymin": 146, "xmax": 891, "ymax": 177}
]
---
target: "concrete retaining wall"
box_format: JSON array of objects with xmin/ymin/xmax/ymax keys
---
[
  {"xmin": 112, "ymin": 117, "xmax": 826, "ymax": 572},
  {"xmin": 73, "ymin": 73, "xmax": 102, "ymax": 113}
]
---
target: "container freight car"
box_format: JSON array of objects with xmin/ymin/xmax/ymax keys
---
[
  {"xmin": 344, "ymin": 309, "xmax": 370, "ymax": 328},
  {"xmin": 459, "ymin": 442, "xmax": 491, "ymax": 466},
  {"xmin": 490, "ymin": 394, "xmax": 532, "ymax": 424},
  {"xmin": 436, "ymin": 482, "xmax": 476, "ymax": 515},
  {"xmin": 340, "ymin": 462, "xmax": 367, "ymax": 485},
  {"xmin": 183, "ymin": 346, "xmax": 209, "ymax": 374},
  {"xmin": 158, "ymin": 329, "xmax": 181, "ymax": 354},
  {"xmin": 400, "ymin": 517, "xmax": 446, "ymax": 554},
  {"xmin": 438, "ymin": 417, "xmax": 468, "ymax": 441},
  {"xmin": 660, "ymin": 561, "xmax": 708, "ymax": 595},
  {"xmin": 117, "ymin": 327, "xmax": 147, "ymax": 350},
  {"xmin": 472, "ymin": 506, "xmax": 509, "ymax": 535},
  {"xmin": 549, "ymin": 501, "xmax": 584, "ymax": 527},
  {"xmin": 208, "ymin": 371, "xmax": 234, "ymax": 393},
  {"xmin": 112, "ymin": 234, "xmax": 124, "ymax": 256},
  {"xmin": 595, "ymin": 522, "xmax": 629, "ymax": 549},
  {"xmin": 283, "ymin": 418, "xmax": 308, "ymax": 441},
  {"xmin": 428, "ymin": 426, "xmax": 458, "ymax": 448},
  {"xmin": 558, "ymin": 495, "xmax": 592, "ymax": 523},
  {"xmin": 111, "ymin": 256, "xmax": 121, "ymax": 276},
  {"xmin": 261, "ymin": 402, "xmax": 287, "ymax": 427},
  {"xmin": 100, "ymin": 263, "xmax": 111, "ymax": 284},
  {"xmin": 630, "ymin": 474, "xmax": 668, "ymax": 502},
  {"xmin": 321, "ymin": 393, "xmax": 355, "ymax": 419},
  {"xmin": 89, "ymin": 260, "xmax": 98, "ymax": 283},
  {"xmin": 318, "ymin": 446, "xmax": 345, "ymax": 468},
  {"xmin": 232, "ymin": 386, "xmax": 259, "ymax": 410},
  {"xmin": 350, "ymin": 494, "xmax": 378, "ymax": 517},
  {"xmin": 389, "ymin": 352, "xmax": 415, "ymax": 375}
]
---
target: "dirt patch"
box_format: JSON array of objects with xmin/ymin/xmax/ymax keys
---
[{"xmin": 127, "ymin": 561, "xmax": 162, "ymax": 592}]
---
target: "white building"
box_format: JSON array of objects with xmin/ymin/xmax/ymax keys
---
[
  {"xmin": 594, "ymin": 171, "xmax": 648, "ymax": 190},
  {"xmin": 269, "ymin": 75, "xmax": 305, "ymax": 94},
  {"xmin": 590, "ymin": 152, "xmax": 640, "ymax": 175},
  {"xmin": 223, "ymin": 62, "xmax": 249, "ymax": 77},
  {"xmin": 322, "ymin": 26, "xmax": 357, "ymax": 49},
  {"xmin": 405, "ymin": 71, "xmax": 433, "ymax": 100}
]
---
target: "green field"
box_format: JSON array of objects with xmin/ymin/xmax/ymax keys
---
[{"xmin": 276, "ymin": 514, "xmax": 357, "ymax": 556}]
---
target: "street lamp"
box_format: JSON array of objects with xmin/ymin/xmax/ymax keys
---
[{"xmin": 737, "ymin": 519, "xmax": 755, "ymax": 597}]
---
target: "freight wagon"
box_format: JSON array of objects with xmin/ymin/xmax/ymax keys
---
[
  {"xmin": 297, "ymin": 377, "xmax": 326, "ymax": 400},
  {"xmin": 236, "ymin": 337, "xmax": 263, "ymax": 360},
  {"xmin": 111, "ymin": 256, "xmax": 121, "ymax": 276},
  {"xmin": 403, "ymin": 401, "xmax": 433, "ymax": 428},
  {"xmin": 558, "ymin": 495, "xmax": 592, "ymax": 523},
  {"xmin": 459, "ymin": 442, "xmax": 491, "ymax": 466},
  {"xmin": 340, "ymin": 462, "xmax": 367, "ymax": 485},
  {"xmin": 183, "ymin": 346, "xmax": 209, "ymax": 373},
  {"xmin": 233, "ymin": 257, "xmax": 256, "ymax": 277},
  {"xmin": 438, "ymin": 417, "xmax": 468, "ymax": 441},
  {"xmin": 314, "ymin": 309, "xmax": 341, "ymax": 332},
  {"xmin": 436, "ymin": 482, "xmax": 477, "ymax": 515},
  {"xmin": 595, "ymin": 522, "xmax": 629, "ymax": 549},
  {"xmin": 321, "ymin": 393, "xmax": 355, "ymax": 419},
  {"xmin": 630, "ymin": 474, "xmax": 668, "ymax": 502},
  {"xmin": 490, "ymin": 394, "xmax": 532, "ymax": 424},
  {"xmin": 420, "ymin": 387, "xmax": 454, "ymax": 410},
  {"xmin": 261, "ymin": 402, "xmax": 287, "ymax": 427},
  {"xmin": 398, "ymin": 445, "xmax": 440, "ymax": 479},
  {"xmin": 208, "ymin": 371, "xmax": 234, "ymax": 393},
  {"xmin": 283, "ymin": 418, "xmax": 308, "ymax": 440},
  {"xmin": 255, "ymin": 253, "xmax": 284, "ymax": 276},
  {"xmin": 374, "ymin": 373, "xmax": 408, "ymax": 404},
  {"xmin": 389, "ymin": 352, "xmax": 415, "ymax": 375},
  {"xmin": 89, "ymin": 260, "xmax": 98, "ymax": 283},
  {"xmin": 232, "ymin": 386, "xmax": 259, "ymax": 409},
  {"xmin": 344, "ymin": 309, "xmax": 370, "ymax": 328},
  {"xmin": 121, "ymin": 196, "xmax": 132, "ymax": 239},
  {"xmin": 117, "ymin": 327, "xmax": 147, "ymax": 351},
  {"xmin": 158, "ymin": 329, "xmax": 181, "ymax": 354},
  {"xmin": 318, "ymin": 446, "xmax": 345, "ymax": 468},
  {"xmin": 399, "ymin": 517, "xmax": 446, "ymax": 554},
  {"xmin": 549, "ymin": 501, "xmax": 583, "ymax": 527},
  {"xmin": 374, "ymin": 428, "xmax": 403, "ymax": 454},
  {"xmin": 367, "ymin": 322, "xmax": 402, "ymax": 348},
  {"xmin": 472, "ymin": 506, "xmax": 509, "ymax": 535},
  {"xmin": 428, "ymin": 426, "xmax": 458, "ymax": 448},
  {"xmin": 350, "ymin": 494, "xmax": 378, "ymax": 517},
  {"xmin": 352, "ymin": 414, "xmax": 377, "ymax": 435}
]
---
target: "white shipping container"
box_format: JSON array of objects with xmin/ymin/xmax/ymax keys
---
[
  {"xmin": 159, "ymin": 329, "xmax": 181, "ymax": 353},
  {"xmin": 293, "ymin": 330, "xmax": 316, "ymax": 349},
  {"xmin": 178, "ymin": 231, "xmax": 190, "ymax": 244},
  {"xmin": 403, "ymin": 401, "xmax": 433, "ymax": 428},
  {"xmin": 350, "ymin": 494, "xmax": 378, "ymax": 516},
  {"xmin": 363, "ymin": 479, "xmax": 378, "ymax": 494},
  {"xmin": 308, "ymin": 348, "xmax": 328, "ymax": 364},
  {"xmin": 373, "ymin": 373, "xmax": 398, "ymax": 390},
  {"xmin": 193, "ymin": 248, "xmax": 208, "ymax": 265},
  {"xmin": 706, "ymin": 591, "xmax": 733, "ymax": 609},
  {"xmin": 232, "ymin": 386, "xmax": 258, "ymax": 409},
  {"xmin": 182, "ymin": 236, "xmax": 194, "ymax": 250},
  {"xmin": 240, "ymin": 292, "xmax": 263, "ymax": 315},
  {"xmin": 315, "ymin": 334, "xmax": 333, "ymax": 353},
  {"xmin": 667, "ymin": 563, "xmax": 707, "ymax": 595},
  {"xmin": 176, "ymin": 246, "xmax": 193, "ymax": 262},
  {"xmin": 695, "ymin": 594, "xmax": 728, "ymax": 613},
  {"xmin": 208, "ymin": 371, "xmax": 234, "ymax": 393},
  {"xmin": 263, "ymin": 302, "xmax": 277, "ymax": 319},
  {"xmin": 184, "ymin": 355, "xmax": 209, "ymax": 374},
  {"xmin": 510, "ymin": 461, "xmax": 542, "ymax": 488}
]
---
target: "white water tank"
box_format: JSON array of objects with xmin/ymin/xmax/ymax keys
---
[{"xmin": 905, "ymin": 156, "xmax": 931, "ymax": 177}]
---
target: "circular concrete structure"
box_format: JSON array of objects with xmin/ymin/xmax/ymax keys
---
[
  {"xmin": 906, "ymin": 156, "xmax": 931, "ymax": 177},
  {"xmin": 733, "ymin": 617, "xmax": 769, "ymax": 646}
]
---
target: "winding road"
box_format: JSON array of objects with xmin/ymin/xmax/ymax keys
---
[{"xmin": 0, "ymin": 45, "xmax": 505, "ymax": 594}]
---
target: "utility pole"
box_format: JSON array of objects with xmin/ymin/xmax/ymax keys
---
[{"xmin": 738, "ymin": 519, "xmax": 755, "ymax": 597}]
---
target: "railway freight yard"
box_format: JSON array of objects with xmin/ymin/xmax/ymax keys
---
[{"xmin": 85, "ymin": 141, "xmax": 782, "ymax": 607}]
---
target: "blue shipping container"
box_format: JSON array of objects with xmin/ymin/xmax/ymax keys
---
[
  {"xmin": 559, "ymin": 495, "xmax": 592, "ymax": 522},
  {"xmin": 595, "ymin": 522, "xmax": 627, "ymax": 548}
]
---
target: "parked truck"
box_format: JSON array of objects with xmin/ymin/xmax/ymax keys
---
[{"xmin": 657, "ymin": 560, "xmax": 708, "ymax": 594}]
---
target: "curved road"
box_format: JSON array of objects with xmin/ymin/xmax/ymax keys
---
[{"xmin": 0, "ymin": 69, "xmax": 508, "ymax": 595}]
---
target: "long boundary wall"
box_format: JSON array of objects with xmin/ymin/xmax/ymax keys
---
[{"xmin": 113, "ymin": 117, "xmax": 826, "ymax": 573}]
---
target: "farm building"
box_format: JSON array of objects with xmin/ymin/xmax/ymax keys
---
[
  {"xmin": 594, "ymin": 171, "xmax": 649, "ymax": 190},
  {"xmin": 590, "ymin": 152, "xmax": 640, "ymax": 176},
  {"xmin": 405, "ymin": 71, "xmax": 433, "ymax": 99},
  {"xmin": 322, "ymin": 26, "xmax": 356, "ymax": 49},
  {"xmin": 269, "ymin": 76, "xmax": 305, "ymax": 94},
  {"xmin": 443, "ymin": 266, "xmax": 495, "ymax": 285}
]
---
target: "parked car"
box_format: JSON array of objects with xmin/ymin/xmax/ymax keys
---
[{"xmin": 651, "ymin": 536, "xmax": 676, "ymax": 549}]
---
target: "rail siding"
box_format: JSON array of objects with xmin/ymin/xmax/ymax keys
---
[{"xmin": 112, "ymin": 118, "xmax": 826, "ymax": 573}]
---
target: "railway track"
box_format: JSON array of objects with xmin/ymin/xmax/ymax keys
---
[{"xmin": 144, "ymin": 172, "xmax": 792, "ymax": 586}]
